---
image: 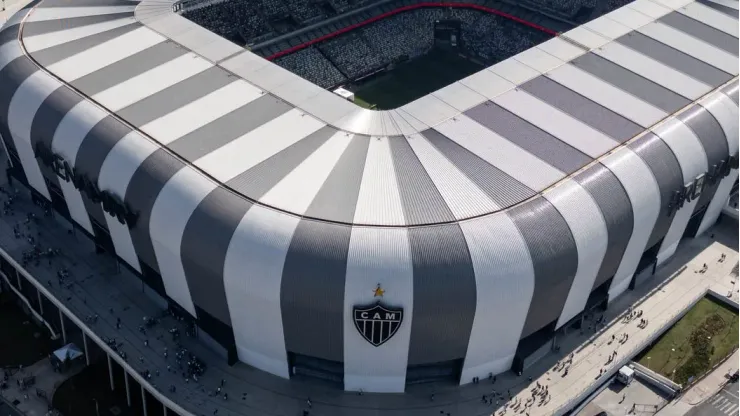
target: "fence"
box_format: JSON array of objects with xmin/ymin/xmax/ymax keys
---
[{"xmin": 0, "ymin": 247, "xmax": 196, "ymax": 416}]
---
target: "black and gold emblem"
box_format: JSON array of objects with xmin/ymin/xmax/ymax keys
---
[{"xmin": 352, "ymin": 284, "xmax": 403, "ymax": 347}]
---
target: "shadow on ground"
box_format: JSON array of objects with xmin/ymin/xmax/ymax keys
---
[{"xmin": 0, "ymin": 294, "xmax": 59, "ymax": 368}]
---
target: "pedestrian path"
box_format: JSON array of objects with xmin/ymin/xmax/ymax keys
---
[{"xmin": 500, "ymin": 235, "xmax": 738, "ymax": 416}]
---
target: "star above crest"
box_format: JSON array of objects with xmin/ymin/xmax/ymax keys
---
[{"xmin": 373, "ymin": 284, "xmax": 385, "ymax": 298}]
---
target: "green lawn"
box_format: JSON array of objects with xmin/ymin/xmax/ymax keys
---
[
  {"xmin": 352, "ymin": 49, "xmax": 483, "ymax": 110},
  {"xmin": 636, "ymin": 297, "xmax": 738, "ymax": 384}
]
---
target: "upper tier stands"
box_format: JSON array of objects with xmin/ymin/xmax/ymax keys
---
[
  {"xmin": 183, "ymin": 0, "xmax": 634, "ymax": 89},
  {"xmin": 275, "ymin": 8, "xmax": 550, "ymax": 89}
]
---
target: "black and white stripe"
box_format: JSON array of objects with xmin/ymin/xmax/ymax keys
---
[{"xmin": 0, "ymin": 0, "xmax": 736, "ymax": 393}]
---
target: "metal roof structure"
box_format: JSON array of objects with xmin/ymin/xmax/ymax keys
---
[
  {"xmin": 1, "ymin": 0, "xmax": 736, "ymax": 228},
  {"xmin": 0, "ymin": 0, "xmax": 738, "ymax": 394}
]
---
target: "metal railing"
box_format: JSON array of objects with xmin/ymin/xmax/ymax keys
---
[
  {"xmin": 0, "ymin": 247, "xmax": 195, "ymax": 416},
  {"xmin": 0, "ymin": 270, "xmax": 59, "ymax": 339}
]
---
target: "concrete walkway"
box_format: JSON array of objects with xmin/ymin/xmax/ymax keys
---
[
  {"xmin": 497, "ymin": 235, "xmax": 739, "ymax": 416},
  {"xmin": 0, "ymin": 359, "xmax": 83, "ymax": 416}
]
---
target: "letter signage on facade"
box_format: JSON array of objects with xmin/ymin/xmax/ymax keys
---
[
  {"xmin": 34, "ymin": 142, "xmax": 138, "ymax": 226},
  {"xmin": 667, "ymin": 154, "xmax": 738, "ymax": 216}
]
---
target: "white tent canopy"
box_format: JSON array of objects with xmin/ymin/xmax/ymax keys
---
[{"xmin": 52, "ymin": 343, "xmax": 84, "ymax": 363}]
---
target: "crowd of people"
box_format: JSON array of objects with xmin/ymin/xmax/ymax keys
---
[
  {"xmin": 182, "ymin": 0, "xmax": 641, "ymax": 91},
  {"xmin": 183, "ymin": 0, "xmax": 638, "ymax": 60},
  {"xmin": 514, "ymin": 0, "xmax": 632, "ymax": 22},
  {"xmin": 273, "ymin": 8, "xmax": 549, "ymax": 89},
  {"xmin": 183, "ymin": 0, "xmax": 378, "ymax": 45}
]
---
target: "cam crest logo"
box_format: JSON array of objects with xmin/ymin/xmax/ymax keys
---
[{"xmin": 352, "ymin": 284, "xmax": 403, "ymax": 347}]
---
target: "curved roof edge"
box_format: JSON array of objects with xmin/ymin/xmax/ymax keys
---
[{"xmin": 1, "ymin": 0, "xmax": 738, "ymax": 228}]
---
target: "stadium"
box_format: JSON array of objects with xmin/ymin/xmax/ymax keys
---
[{"xmin": 0, "ymin": 0, "xmax": 738, "ymax": 398}]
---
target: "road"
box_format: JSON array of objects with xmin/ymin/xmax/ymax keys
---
[{"xmin": 687, "ymin": 382, "xmax": 739, "ymax": 416}]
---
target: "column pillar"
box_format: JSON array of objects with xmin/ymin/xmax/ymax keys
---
[
  {"xmin": 124, "ymin": 371, "xmax": 131, "ymax": 407},
  {"xmin": 163, "ymin": 403, "xmax": 167, "ymax": 416},
  {"xmin": 108, "ymin": 354, "xmax": 115, "ymax": 391},
  {"xmin": 141, "ymin": 386, "xmax": 148, "ymax": 416},
  {"xmin": 15, "ymin": 269, "xmax": 22, "ymax": 290},
  {"xmin": 83, "ymin": 332, "xmax": 90, "ymax": 366},
  {"xmin": 37, "ymin": 289, "xmax": 43, "ymax": 315},
  {"xmin": 59, "ymin": 309, "xmax": 67, "ymax": 344}
]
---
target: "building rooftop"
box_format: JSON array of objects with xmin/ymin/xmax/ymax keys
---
[{"xmin": 3, "ymin": 0, "xmax": 737, "ymax": 228}]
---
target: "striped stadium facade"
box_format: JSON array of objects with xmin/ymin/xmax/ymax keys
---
[{"xmin": 0, "ymin": 0, "xmax": 737, "ymax": 394}]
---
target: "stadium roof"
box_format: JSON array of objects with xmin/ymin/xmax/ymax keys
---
[{"xmin": 2, "ymin": 0, "xmax": 739, "ymax": 227}]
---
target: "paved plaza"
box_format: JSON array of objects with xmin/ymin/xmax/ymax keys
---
[{"xmin": 576, "ymin": 378, "xmax": 671, "ymax": 416}]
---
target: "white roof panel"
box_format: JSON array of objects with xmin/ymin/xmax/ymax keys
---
[
  {"xmin": 561, "ymin": 26, "xmax": 611, "ymax": 48},
  {"xmin": 407, "ymin": 133, "xmax": 500, "ymax": 219},
  {"xmin": 604, "ymin": 5, "xmax": 657, "ymax": 29},
  {"xmin": 141, "ymin": 80, "xmax": 262, "ymax": 145},
  {"xmin": 638, "ymin": 22, "xmax": 739, "ymax": 75},
  {"xmin": 25, "ymin": 5, "xmax": 136, "ymax": 22},
  {"xmin": 536, "ymin": 37, "xmax": 587, "ymax": 62},
  {"xmin": 270, "ymin": 74, "xmax": 324, "ymax": 107},
  {"xmin": 332, "ymin": 108, "xmax": 379, "ymax": 135},
  {"xmin": 458, "ymin": 70, "xmax": 515, "ymax": 101},
  {"xmin": 399, "ymin": 94, "xmax": 457, "ymax": 128},
  {"xmin": 24, "ymin": 17, "xmax": 137, "ymax": 53},
  {"xmin": 241, "ymin": 59, "xmax": 298, "ymax": 92},
  {"xmin": 298, "ymin": 89, "xmax": 357, "ymax": 126},
  {"xmin": 679, "ymin": 2, "xmax": 739, "ymax": 37},
  {"xmin": 92, "ymin": 52, "xmax": 213, "ymax": 111},
  {"xmin": 488, "ymin": 58, "xmax": 540, "ymax": 84},
  {"xmin": 259, "ymin": 131, "xmax": 351, "ymax": 215},
  {"xmin": 435, "ymin": 115, "xmax": 564, "ymax": 190},
  {"xmin": 702, "ymin": 0, "xmax": 739, "ymax": 10},
  {"xmin": 142, "ymin": 13, "xmax": 194, "ymax": 38},
  {"xmin": 595, "ymin": 41, "xmax": 711, "ymax": 99},
  {"xmin": 353, "ymin": 137, "xmax": 406, "ymax": 225},
  {"xmin": 547, "ymin": 64, "xmax": 667, "ymax": 128},
  {"xmin": 584, "ymin": 15, "xmax": 633, "ymax": 39},
  {"xmin": 626, "ymin": 0, "xmax": 673, "ymax": 18},
  {"xmin": 46, "ymin": 26, "xmax": 166, "ymax": 82},
  {"xmin": 0, "ymin": 42, "xmax": 24, "ymax": 72},
  {"xmin": 649, "ymin": 0, "xmax": 694, "ymax": 10},
  {"xmin": 493, "ymin": 89, "xmax": 619, "ymax": 158},
  {"xmin": 194, "ymin": 109, "xmax": 325, "ymax": 183},
  {"xmin": 220, "ymin": 50, "xmax": 272, "ymax": 79},
  {"xmin": 512, "ymin": 47, "xmax": 565, "ymax": 73},
  {"xmin": 392, "ymin": 110, "xmax": 430, "ymax": 133},
  {"xmin": 652, "ymin": 117, "xmax": 708, "ymax": 179},
  {"xmin": 432, "ymin": 82, "xmax": 487, "ymax": 112}
]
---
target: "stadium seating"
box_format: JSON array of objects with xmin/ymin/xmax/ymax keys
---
[
  {"xmin": 319, "ymin": 33, "xmax": 386, "ymax": 80},
  {"xmin": 184, "ymin": 1, "xmax": 271, "ymax": 44},
  {"xmin": 184, "ymin": 1, "xmax": 555, "ymax": 88},
  {"xmin": 274, "ymin": 47, "xmax": 348, "ymax": 88}
]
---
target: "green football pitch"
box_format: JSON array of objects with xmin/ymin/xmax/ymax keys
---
[{"xmin": 352, "ymin": 49, "xmax": 483, "ymax": 110}]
